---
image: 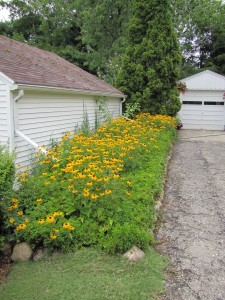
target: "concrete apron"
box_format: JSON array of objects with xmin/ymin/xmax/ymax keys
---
[{"xmin": 157, "ymin": 129, "xmax": 225, "ymax": 300}]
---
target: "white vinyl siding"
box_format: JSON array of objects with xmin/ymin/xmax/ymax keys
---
[
  {"xmin": 15, "ymin": 90, "xmax": 121, "ymax": 168},
  {"xmin": 0, "ymin": 79, "xmax": 10, "ymax": 145},
  {"xmin": 107, "ymin": 98, "xmax": 120, "ymax": 117}
]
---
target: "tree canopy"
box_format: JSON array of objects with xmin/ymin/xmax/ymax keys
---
[{"xmin": 0, "ymin": 0, "xmax": 225, "ymax": 114}]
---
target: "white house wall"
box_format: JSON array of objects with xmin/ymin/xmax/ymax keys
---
[
  {"xmin": 15, "ymin": 90, "xmax": 121, "ymax": 168},
  {"xmin": 0, "ymin": 78, "xmax": 10, "ymax": 146}
]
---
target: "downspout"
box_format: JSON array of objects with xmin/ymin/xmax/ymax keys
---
[
  {"xmin": 13, "ymin": 89, "xmax": 47, "ymax": 155},
  {"xmin": 120, "ymin": 97, "xmax": 126, "ymax": 115}
]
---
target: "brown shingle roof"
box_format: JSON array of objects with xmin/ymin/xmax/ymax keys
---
[{"xmin": 0, "ymin": 35, "xmax": 124, "ymax": 96}]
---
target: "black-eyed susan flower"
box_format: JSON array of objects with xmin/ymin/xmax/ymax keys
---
[
  {"xmin": 63, "ymin": 222, "xmax": 70, "ymax": 229},
  {"xmin": 9, "ymin": 218, "xmax": 15, "ymax": 224},
  {"xmin": 50, "ymin": 234, "xmax": 57, "ymax": 239},
  {"xmin": 16, "ymin": 224, "xmax": 26, "ymax": 231},
  {"xmin": 105, "ymin": 189, "xmax": 112, "ymax": 195},
  {"xmin": 38, "ymin": 219, "xmax": 45, "ymax": 224},
  {"xmin": 46, "ymin": 216, "xmax": 55, "ymax": 223}
]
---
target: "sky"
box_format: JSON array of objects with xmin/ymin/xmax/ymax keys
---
[{"xmin": 0, "ymin": 7, "xmax": 10, "ymax": 22}]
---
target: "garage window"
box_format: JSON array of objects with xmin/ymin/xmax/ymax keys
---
[
  {"xmin": 204, "ymin": 102, "xmax": 224, "ymax": 106},
  {"xmin": 183, "ymin": 101, "xmax": 202, "ymax": 105}
]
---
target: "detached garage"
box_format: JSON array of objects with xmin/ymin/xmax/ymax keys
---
[{"xmin": 179, "ymin": 70, "xmax": 225, "ymax": 130}]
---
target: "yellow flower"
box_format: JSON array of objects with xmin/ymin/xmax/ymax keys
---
[
  {"xmin": 127, "ymin": 181, "xmax": 132, "ymax": 185},
  {"xmin": 69, "ymin": 226, "xmax": 74, "ymax": 231},
  {"xmin": 46, "ymin": 216, "xmax": 55, "ymax": 223},
  {"xmin": 17, "ymin": 211, "xmax": 23, "ymax": 216},
  {"xmin": 11, "ymin": 198, "xmax": 19, "ymax": 204},
  {"xmin": 63, "ymin": 222, "xmax": 70, "ymax": 229},
  {"xmin": 105, "ymin": 189, "xmax": 112, "ymax": 195},
  {"xmin": 50, "ymin": 234, "xmax": 57, "ymax": 239},
  {"xmin": 126, "ymin": 192, "xmax": 131, "ymax": 196},
  {"xmin": 91, "ymin": 194, "xmax": 98, "ymax": 200},
  {"xmin": 25, "ymin": 219, "xmax": 30, "ymax": 223},
  {"xmin": 16, "ymin": 224, "xmax": 27, "ymax": 231},
  {"xmin": 113, "ymin": 174, "xmax": 120, "ymax": 179},
  {"xmin": 9, "ymin": 218, "xmax": 15, "ymax": 224},
  {"xmin": 86, "ymin": 181, "xmax": 93, "ymax": 186},
  {"xmin": 56, "ymin": 211, "xmax": 63, "ymax": 216},
  {"xmin": 72, "ymin": 190, "xmax": 78, "ymax": 194},
  {"xmin": 36, "ymin": 198, "xmax": 43, "ymax": 203},
  {"xmin": 38, "ymin": 219, "xmax": 45, "ymax": 224}
]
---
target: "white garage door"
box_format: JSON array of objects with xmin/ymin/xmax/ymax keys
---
[{"xmin": 179, "ymin": 93, "xmax": 225, "ymax": 130}]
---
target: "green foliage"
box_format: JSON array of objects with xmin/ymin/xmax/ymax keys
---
[
  {"xmin": 173, "ymin": 0, "xmax": 225, "ymax": 77},
  {"xmin": 77, "ymin": 0, "xmax": 132, "ymax": 82},
  {"xmin": 116, "ymin": 0, "xmax": 181, "ymax": 116},
  {"xmin": 0, "ymin": 144, "xmax": 15, "ymax": 200},
  {"xmin": 123, "ymin": 102, "xmax": 141, "ymax": 119},
  {"xmin": 0, "ymin": 144, "xmax": 15, "ymax": 249},
  {"xmin": 2, "ymin": 114, "xmax": 177, "ymax": 253},
  {"xmin": 94, "ymin": 96, "xmax": 112, "ymax": 130}
]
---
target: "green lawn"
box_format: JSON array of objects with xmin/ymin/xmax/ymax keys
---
[{"xmin": 0, "ymin": 247, "xmax": 168, "ymax": 300}]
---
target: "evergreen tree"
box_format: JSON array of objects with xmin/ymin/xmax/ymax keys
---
[{"xmin": 116, "ymin": 0, "xmax": 181, "ymax": 116}]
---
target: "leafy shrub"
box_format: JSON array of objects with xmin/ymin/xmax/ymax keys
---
[
  {"xmin": 2, "ymin": 114, "xmax": 177, "ymax": 253},
  {"xmin": 0, "ymin": 144, "xmax": 15, "ymax": 200},
  {"xmin": 0, "ymin": 144, "xmax": 15, "ymax": 249}
]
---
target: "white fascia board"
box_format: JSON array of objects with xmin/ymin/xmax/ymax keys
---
[
  {"xmin": 0, "ymin": 71, "xmax": 15, "ymax": 86},
  {"xmin": 180, "ymin": 70, "xmax": 225, "ymax": 82},
  {"xmin": 17, "ymin": 84, "xmax": 127, "ymax": 99}
]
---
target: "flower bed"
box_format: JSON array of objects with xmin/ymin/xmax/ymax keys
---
[{"xmin": 2, "ymin": 114, "xmax": 177, "ymax": 253}]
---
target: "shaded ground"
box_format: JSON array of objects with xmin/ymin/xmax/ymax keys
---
[
  {"xmin": 0, "ymin": 255, "xmax": 11, "ymax": 283},
  {"xmin": 157, "ymin": 130, "xmax": 225, "ymax": 300}
]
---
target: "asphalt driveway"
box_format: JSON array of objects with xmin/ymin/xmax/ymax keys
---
[{"xmin": 157, "ymin": 130, "xmax": 225, "ymax": 300}]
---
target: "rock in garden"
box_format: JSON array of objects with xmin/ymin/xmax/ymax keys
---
[
  {"xmin": 11, "ymin": 242, "xmax": 33, "ymax": 261},
  {"xmin": 123, "ymin": 246, "xmax": 145, "ymax": 262},
  {"xmin": 155, "ymin": 200, "xmax": 162, "ymax": 210},
  {"xmin": 33, "ymin": 247, "xmax": 48, "ymax": 261}
]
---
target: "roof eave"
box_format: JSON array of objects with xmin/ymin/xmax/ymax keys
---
[{"xmin": 16, "ymin": 83, "xmax": 126, "ymax": 98}]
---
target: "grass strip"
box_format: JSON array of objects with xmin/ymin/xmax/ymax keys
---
[{"xmin": 0, "ymin": 247, "xmax": 168, "ymax": 300}]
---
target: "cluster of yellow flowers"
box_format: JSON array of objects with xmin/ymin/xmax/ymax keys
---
[{"xmin": 9, "ymin": 113, "xmax": 176, "ymax": 243}]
